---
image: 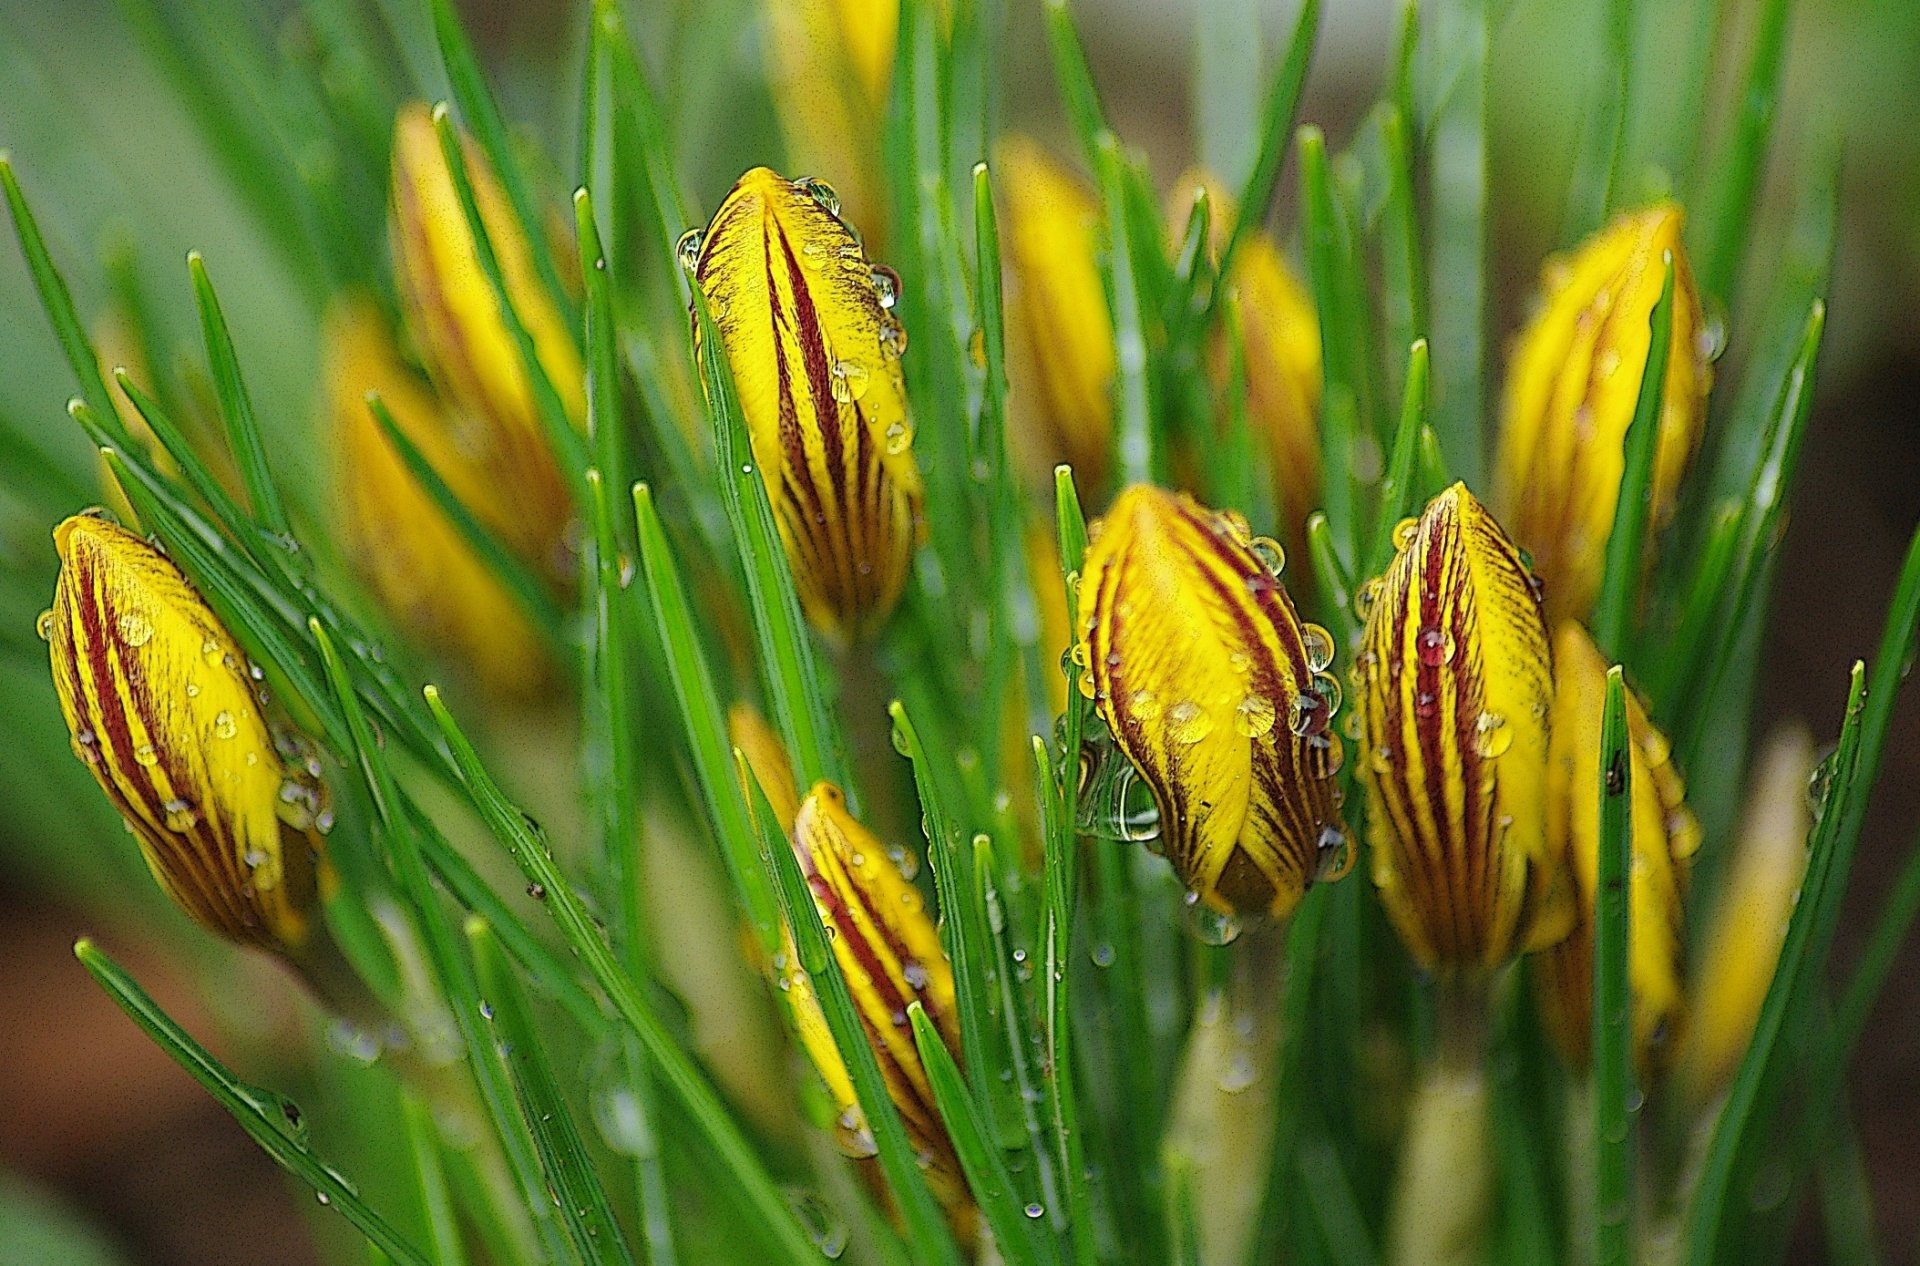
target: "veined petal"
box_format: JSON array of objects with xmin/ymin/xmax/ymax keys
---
[
  {"xmin": 1532, "ymin": 623, "xmax": 1700, "ymax": 1073},
  {"xmin": 1077, "ymin": 484, "xmax": 1348, "ymax": 918},
  {"xmin": 326, "ymin": 299, "xmax": 550, "ymax": 697},
  {"xmin": 1356, "ymin": 483, "xmax": 1570, "ymax": 972},
  {"xmin": 1495, "ymin": 203, "xmax": 1711, "ymax": 623},
  {"xmin": 689, "ymin": 167, "xmax": 923, "ymax": 641},
  {"xmin": 998, "ymin": 136, "xmax": 1116, "ymax": 485},
  {"xmin": 388, "ymin": 103, "xmax": 578, "ymax": 574},
  {"xmin": 48, "ymin": 516, "xmax": 329, "ymax": 953}
]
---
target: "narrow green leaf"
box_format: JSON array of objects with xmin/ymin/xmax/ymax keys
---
[
  {"xmin": 1095, "ymin": 132, "xmax": 1156, "ymax": 488},
  {"xmin": 1591, "ymin": 259, "xmax": 1676, "ymax": 660},
  {"xmin": 1041, "ymin": 0, "xmax": 1109, "ymax": 169},
  {"xmin": 1215, "ymin": 0, "xmax": 1321, "ymax": 297},
  {"xmin": 1367, "ymin": 339, "xmax": 1431, "ymax": 580},
  {"xmin": 187, "ymin": 252, "xmax": 292, "ymax": 538},
  {"xmin": 1420, "ymin": 0, "xmax": 1489, "ymax": 480},
  {"xmin": 737, "ymin": 757, "xmax": 968, "ymax": 1266},
  {"xmin": 75, "ymin": 940, "xmax": 434, "ymax": 1266},
  {"xmin": 1693, "ymin": 0, "xmax": 1793, "ymax": 305},
  {"xmin": 468, "ymin": 918, "xmax": 639, "ymax": 1266},
  {"xmin": 1593, "ymin": 667, "xmax": 1635, "ymax": 1266},
  {"xmin": 1378, "ymin": 106, "xmax": 1427, "ymax": 403},
  {"xmin": 1191, "ymin": 0, "xmax": 1263, "ymax": 191},
  {"xmin": 1306, "ymin": 512, "xmax": 1356, "ymax": 638},
  {"xmin": 1649, "ymin": 501, "xmax": 1741, "ymax": 717},
  {"xmin": 1299, "ymin": 127, "xmax": 1368, "ymax": 563},
  {"xmin": 398, "ymin": 1092, "xmax": 468, "ymax": 1266},
  {"xmin": 1564, "ymin": 0, "xmax": 1636, "ymax": 237},
  {"xmin": 111, "ymin": 371, "xmax": 257, "ymax": 545}
]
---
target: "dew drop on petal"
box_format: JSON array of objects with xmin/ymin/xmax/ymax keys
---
[
  {"xmin": 1302, "ymin": 623, "xmax": 1336, "ymax": 673},
  {"xmin": 674, "ymin": 228, "xmax": 704, "ymax": 275},
  {"xmin": 1474, "ymin": 711, "xmax": 1512, "ymax": 758},
  {"xmin": 117, "ymin": 611, "xmax": 154, "ymax": 647},
  {"xmin": 133, "ymin": 742, "xmax": 159, "ymax": 767},
  {"xmin": 1416, "ymin": 625, "xmax": 1455, "ymax": 666},
  {"xmin": 35, "ymin": 609, "xmax": 54, "ymax": 641},
  {"xmin": 1249, "ymin": 536, "xmax": 1286, "ymax": 576},
  {"xmin": 792, "ymin": 176, "xmax": 841, "ymax": 216},
  {"xmin": 883, "ymin": 420, "xmax": 911, "ymax": 454},
  {"xmin": 1167, "ymin": 700, "xmax": 1212, "ymax": 744},
  {"xmin": 1391, "ymin": 517, "xmax": 1420, "ymax": 551},
  {"xmin": 162, "ymin": 798, "xmax": 198, "ymax": 832},
  {"xmin": 1234, "ymin": 694, "xmax": 1277, "ymax": 739},
  {"xmin": 869, "ymin": 264, "xmax": 900, "ymax": 309},
  {"xmin": 213, "ymin": 711, "xmax": 238, "ymax": 740}
]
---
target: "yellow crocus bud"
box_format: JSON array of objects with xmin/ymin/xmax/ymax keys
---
[
  {"xmin": 1679, "ymin": 725, "xmax": 1816, "ymax": 1105},
  {"xmin": 998, "ymin": 136, "xmax": 1115, "ymax": 486},
  {"xmin": 1171, "ymin": 173, "xmax": 1322, "ymax": 541},
  {"xmin": 1075, "ymin": 484, "xmax": 1349, "ymax": 918},
  {"xmin": 46, "ymin": 515, "xmax": 331, "ymax": 956},
  {"xmin": 1531, "ymin": 623, "xmax": 1701, "ymax": 1074},
  {"xmin": 1355, "ymin": 484, "xmax": 1572, "ymax": 973},
  {"xmin": 1495, "ymin": 203, "xmax": 1712, "ymax": 624},
  {"xmin": 782, "ymin": 783, "xmax": 974, "ymax": 1241},
  {"xmin": 766, "ymin": 0, "xmax": 896, "ymax": 243},
  {"xmin": 685, "ymin": 167, "xmax": 923, "ymax": 642},
  {"xmin": 388, "ymin": 103, "xmax": 579, "ymax": 573},
  {"xmin": 325, "ymin": 299, "xmax": 551, "ymax": 697}
]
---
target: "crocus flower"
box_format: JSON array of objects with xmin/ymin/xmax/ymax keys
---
[
  {"xmin": 1679, "ymin": 725, "xmax": 1816, "ymax": 1104},
  {"xmin": 47, "ymin": 515, "xmax": 331, "ymax": 956},
  {"xmin": 325, "ymin": 299, "xmax": 550, "ymax": 697},
  {"xmin": 388, "ymin": 102, "xmax": 579, "ymax": 582},
  {"xmin": 998, "ymin": 136, "xmax": 1115, "ymax": 486},
  {"xmin": 1075, "ymin": 484, "xmax": 1349, "ymax": 917},
  {"xmin": 1531, "ymin": 623, "xmax": 1700, "ymax": 1073},
  {"xmin": 686, "ymin": 167, "xmax": 924, "ymax": 641},
  {"xmin": 1355, "ymin": 483, "xmax": 1572, "ymax": 973},
  {"xmin": 1495, "ymin": 203, "xmax": 1711, "ymax": 623}
]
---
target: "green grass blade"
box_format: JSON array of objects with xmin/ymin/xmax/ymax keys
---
[
  {"xmin": 1593, "ymin": 667, "xmax": 1635, "ymax": 1266},
  {"xmin": 1378, "ymin": 105, "xmax": 1428, "ymax": 406},
  {"xmin": 1299, "ymin": 126, "xmax": 1371, "ymax": 564},
  {"xmin": 468, "ymin": 918, "xmax": 639, "ymax": 1266},
  {"xmin": 1368, "ymin": 339, "xmax": 1431, "ymax": 580},
  {"xmin": 1591, "ymin": 259, "xmax": 1675, "ymax": 660},
  {"xmin": 1215, "ymin": 0, "xmax": 1321, "ymax": 296},
  {"xmin": 74, "ymin": 940, "xmax": 435, "ymax": 1266},
  {"xmin": 1041, "ymin": 0, "xmax": 1109, "ymax": 169},
  {"xmin": 2, "ymin": 156, "xmax": 124, "ymax": 441},
  {"xmin": 737, "ymin": 757, "xmax": 969, "ymax": 1266},
  {"xmin": 1191, "ymin": 0, "xmax": 1263, "ymax": 191},
  {"xmin": 690, "ymin": 290, "xmax": 846, "ymax": 790},
  {"xmin": 1693, "ymin": 0, "xmax": 1793, "ymax": 305},
  {"xmin": 1420, "ymin": 0, "xmax": 1489, "ymax": 481},
  {"xmin": 1649, "ymin": 501, "xmax": 1742, "ymax": 717},
  {"xmin": 1306, "ymin": 513, "xmax": 1356, "ymax": 632},
  {"xmin": 424, "ymin": 686, "xmax": 826, "ymax": 1266},
  {"xmin": 399, "ymin": 1091, "xmax": 469, "ymax": 1266},
  {"xmin": 111, "ymin": 370, "xmax": 257, "ymax": 545},
  {"xmin": 186, "ymin": 252, "xmax": 293, "ymax": 538},
  {"xmin": 1827, "ymin": 816, "xmax": 1920, "ymax": 1095},
  {"xmin": 908, "ymin": 1002, "xmax": 1062, "ymax": 1266},
  {"xmin": 1563, "ymin": 0, "xmax": 1635, "ymax": 237},
  {"xmin": 595, "ymin": 0, "xmax": 693, "ymax": 306},
  {"xmin": 630, "ymin": 484, "xmax": 782, "ymax": 955},
  {"xmin": 1096, "ymin": 132, "xmax": 1156, "ymax": 488}
]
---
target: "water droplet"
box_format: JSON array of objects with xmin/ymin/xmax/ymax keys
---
[
  {"xmin": 1352, "ymin": 578, "xmax": 1381, "ymax": 623},
  {"xmin": 1249, "ymin": 536, "xmax": 1286, "ymax": 575},
  {"xmin": 1183, "ymin": 893, "xmax": 1241, "ymax": 945},
  {"xmin": 1306, "ymin": 731, "xmax": 1345, "ymax": 779},
  {"xmin": 133, "ymin": 742, "xmax": 159, "ymax": 767},
  {"xmin": 527, "ymin": 882, "xmax": 548, "ymax": 902},
  {"xmin": 832, "ymin": 1105, "xmax": 878, "ymax": 1158},
  {"xmin": 1474, "ymin": 711, "xmax": 1512, "ymax": 758},
  {"xmin": 162, "ymin": 798, "xmax": 198, "ymax": 832},
  {"xmin": 886, "ymin": 844, "xmax": 921, "ymax": 882},
  {"xmin": 828, "ymin": 360, "xmax": 870, "ymax": 403},
  {"xmin": 1075, "ymin": 730, "xmax": 1161, "ymax": 843},
  {"xmin": 1167, "ymin": 700, "xmax": 1212, "ymax": 744},
  {"xmin": 1314, "ymin": 825, "xmax": 1354, "ymax": 880},
  {"xmin": 1596, "ymin": 348, "xmax": 1622, "ymax": 379},
  {"xmin": 1234, "ymin": 694, "xmax": 1277, "ymax": 739},
  {"xmin": 1216, "ymin": 510, "xmax": 1252, "ymax": 544},
  {"xmin": 883, "ymin": 419, "xmax": 912, "ymax": 454},
  {"xmin": 1391, "ymin": 517, "xmax": 1420, "ymax": 551},
  {"xmin": 35, "ymin": 609, "xmax": 54, "ymax": 641},
  {"xmin": 315, "ymin": 1191, "xmax": 331, "ymax": 1207},
  {"xmin": 116, "ymin": 611, "xmax": 153, "ymax": 647},
  {"xmin": 202, "ymin": 638, "xmax": 221, "ymax": 661},
  {"xmin": 213, "ymin": 711, "xmax": 238, "ymax": 740},
  {"xmin": 1302, "ymin": 623, "xmax": 1336, "ymax": 673},
  {"xmin": 1311, "ymin": 672, "xmax": 1342, "ymax": 717},
  {"xmin": 1289, "ymin": 691, "xmax": 1328, "ymax": 738},
  {"xmin": 1127, "ymin": 688, "xmax": 1162, "ymax": 722},
  {"xmin": 1090, "ymin": 942, "xmax": 1116, "ymax": 967},
  {"xmin": 881, "ymin": 314, "xmax": 909, "ymax": 358},
  {"xmin": 1806, "ymin": 750, "xmax": 1837, "ymax": 820},
  {"xmin": 675, "ymin": 228, "xmax": 704, "ymax": 274},
  {"xmin": 1024, "ymin": 1203, "xmax": 1046, "ymax": 1220},
  {"xmin": 185, "ymin": 681, "xmax": 200, "ymax": 699},
  {"xmin": 72, "ymin": 729, "xmax": 100, "ymax": 765},
  {"xmin": 1416, "ymin": 625, "xmax": 1455, "ymax": 666},
  {"xmin": 792, "ymin": 176, "xmax": 841, "ymax": 216},
  {"xmin": 869, "ymin": 264, "xmax": 901, "ymax": 309}
]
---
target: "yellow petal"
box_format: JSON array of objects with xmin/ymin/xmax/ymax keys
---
[
  {"xmin": 729, "ymin": 702, "xmax": 803, "ymax": 830},
  {"xmin": 765, "ymin": 0, "xmax": 897, "ymax": 243},
  {"xmin": 48, "ymin": 515, "xmax": 329, "ymax": 953},
  {"xmin": 1679, "ymin": 724, "xmax": 1815, "ymax": 1105},
  {"xmin": 325, "ymin": 299, "xmax": 551, "ymax": 697},
  {"xmin": 388, "ymin": 103, "xmax": 579, "ymax": 571},
  {"xmin": 689, "ymin": 167, "xmax": 923, "ymax": 641},
  {"xmin": 998, "ymin": 136, "xmax": 1116, "ymax": 486},
  {"xmin": 1495, "ymin": 203, "xmax": 1712, "ymax": 624},
  {"xmin": 1531, "ymin": 623, "xmax": 1699, "ymax": 1073},
  {"xmin": 1076, "ymin": 484, "xmax": 1348, "ymax": 918},
  {"xmin": 1356, "ymin": 483, "xmax": 1570, "ymax": 972}
]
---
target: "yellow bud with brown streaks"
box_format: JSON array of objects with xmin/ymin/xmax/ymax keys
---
[
  {"xmin": 1355, "ymin": 484, "xmax": 1572, "ymax": 973},
  {"xmin": 46, "ymin": 516, "xmax": 331, "ymax": 956},
  {"xmin": 998, "ymin": 136, "xmax": 1115, "ymax": 486},
  {"xmin": 687, "ymin": 167, "xmax": 923, "ymax": 642},
  {"xmin": 1171, "ymin": 173, "xmax": 1322, "ymax": 540},
  {"xmin": 1076, "ymin": 484, "xmax": 1349, "ymax": 918},
  {"xmin": 1679, "ymin": 724, "xmax": 1816, "ymax": 1106},
  {"xmin": 325, "ymin": 299, "xmax": 551, "ymax": 697},
  {"xmin": 388, "ymin": 103, "xmax": 579, "ymax": 573},
  {"xmin": 1495, "ymin": 203, "xmax": 1711, "ymax": 624},
  {"xmin": 1531, "ymin": 623, "xmax": 1700, "ymax": 1074},
  {"xmin": 766, "ymin": 0, "xmax": 897, "ymax": 243},
  {"xmin": 783, "ymin": 783, "xmax": 974, "ymax": 1241}
]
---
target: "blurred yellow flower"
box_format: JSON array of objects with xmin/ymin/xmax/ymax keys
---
[
  {"xmin": 1076, "ymin": 484, "xmax": 1349, "ymax": 918},
  {"xmin": 766, "ymin": 0, "xmax": 897, "ymax": 243},
  {"xmin": 687, "ymin": 166, "xmax": 924, "ymax": 641},
  {"xmin": 1531, "ymin": 623, "xmax": 1700, "ymax": 1073},
  {"xmin": 1495, "ymin": 203, "xmax": 1711, "ymax": 623},
  {"xmin": 1355, "ymin": 484, "xmax": 1572, "ymax": 972},
  {"xmin": 47, "ymin": 515, "xmax": 331, "ymax": 956}
]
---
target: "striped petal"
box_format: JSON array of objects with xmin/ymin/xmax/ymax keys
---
[
  {"xmin": 47, "ymin": 516, "xmax": 329, "ymax": 954},
  {"xmin": 1077, "ymin": 484, "xmax": 1348, "ymax": 918},
  {"xmin": 1531, "ymin": 623, "xmax": 1700, "ymax": 1073},
  {"xmin": 689, "ymin": 167, "xmax": 923, "ymax": 642},
  {"xmin": 1356, "ymin": 483, "xmax": 1571, "ymax": 973},
  {"xmin": 1495, "ymin": 203, "xmax": 1712, "ymax": 623}
]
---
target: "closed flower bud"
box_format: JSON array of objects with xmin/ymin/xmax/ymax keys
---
[
  {"xmin": 998, "ymin": 136, "xmax": 1115, "ymax": 485},
  {"xmin": 388, "ymin": 103, "xmax": 578, "ymax": 572},
  {"xmin": 1076, "ymin": 484, "xmax": 1349, "ymax": 918},
  {"xmin": 685, "ymin": 167, "xmax": 923, "ymax": 641},
  {"xmin": 46, "ymin": 516, "xmax": 330, "ymax": 955},
  {"xmin": 766, "ymin": 0, "xmax": 896, "ymax": 243},
  {"xmin": 1679, "ymin": 725, "xmax": 1816, "ymax": 1105},
  {"xmin": 1171, "ymin": 173, "xmax": 1322, "ymax": 538},
  {"xmin": 1495, "ymin": 203, "xmax": 1712, "ymax": 623},
  {"xmin": 1531, "ymin": 623, "xmax": 1700, "ymax": 1073},
  {"xmin": 325, "ymin": 299, "xmax": 551, "ymax": 697},
  {"xmin": 783, "ymin": 783, "xmax": 973, "ymax": 1238},
  {"xmin": 1356, "ymin": 483, "xmax": 1572, "ymax": 972}
]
